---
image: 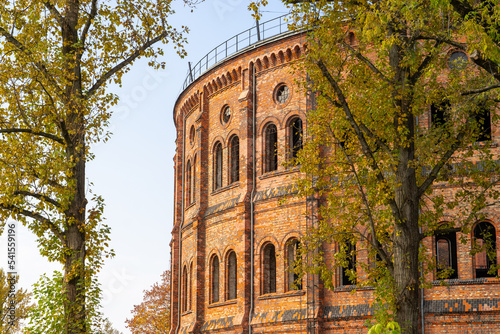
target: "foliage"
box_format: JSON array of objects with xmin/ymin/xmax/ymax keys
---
[
  {"xmin": 125, "ymin": 270, "xmax": 171, "ymax": 334},
  {"xmin": 97, "ymin": 318, "xmax": 123, "ymax": 334},
  {"xmin": 0, "ymin": 0, "xmax": 195, "ymax": 332},
  {"xmin": 254, "ymin": 0, "xmax": 500, "ymax": 332},
  {"xmin": 368, "ymin": 321, "xmax": 401, "ymax": 334},
  {"xmin": 0, "ymin": 269, "xmax": 33, "ymax": 333}
]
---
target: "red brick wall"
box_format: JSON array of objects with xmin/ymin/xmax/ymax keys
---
[{"xmin": 170, "ymin": 31, "xmax": 500, "ymax": 334}]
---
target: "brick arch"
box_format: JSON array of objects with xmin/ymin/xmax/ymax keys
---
[
  {"xmin": 270, "ymin": 53, "xmax": 277, "ymax": 67},
  {"xmin": 285, "ymin": 48, "xmax": 292, "ymax": 62},
  {"xmin": 256, "ymin": 235, "xmax": 282, "ymax": 253},
  {"xmin": 258, "ymin": 116, "xmax": 282, "ymax": 134},
  {"xmin": 225, "ymin": 128, "xmax": 240, "ymax": 143},
  {"xmin": 277, "ymin": 50, "xmax": 285, "ymax": 64},
  {"xmin": 216, "ymin": 77, "xmax": 223, "ymax": 90},
  {"xmin": 211, "ymin": 79, "xmax": 218, "ymax": 92},
  {"xmin": 225, "ymin": 71, "xmax": 233, "ymax": 84},
  {"xmin": 231, "ymin": 68, "xmax": 238, "ymax": 81},
  {"xmin": 256, "ymin": 58, "xmax": 263, "ymax": 72},
  {"xmin": 221, "ymin": 74, "xmax": 228, "ymax": 86},
  {"xmin": 210, "ymin": 136, "xmax": 226, "ymax": 152},
  {"xmin": 293, "ymin": 45, "xmax": 301, "ymax": 59},
  {"xmin": 206, "ymin": 248, "xmax": 222, "ymax": 266},
  {"xmin": 281, "ymin": 231, "xmax": 302, "ymax": 248},
  {"xmin": 283, "ymin": 110, "xmax": 306, "ymax": 128},
  {"xmin": 222, "ymin": 245, "xmax": 238, "ymax": 263},
  {"xmin": 263, "ymin": 56, "xmax": 270, "ymax": 69}
]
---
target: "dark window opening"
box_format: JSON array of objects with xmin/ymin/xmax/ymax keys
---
[
  {"xmin": 221, "ymin": 105, "xmax": 231, "ymax": 124},
  {"xmin": 230, "ymin": 136, "xmax": 239, "ymax": 184},
  {"xmin": 211, "ymin": 256, "xmax": 220, "ymax": 303},
  {"xmin": 214, "ymin": 143, "xmax": 223, "ymax": 190},
  {"xmin": 262, "ymin": 243, "xmax": 276, "ymax": 294},
  {"xmin": 475, "ymin": 108, "xmax": 492, "ymax": 142},
  {"xmin": 287, "ymin": 239, "xmax": 302, "ymax": 291},
  {"xmin": 431, "ymin": 100, "xmax": 450, "ymax": 127},
  {"xmin": 186, "ymin": 161, "xmax": 192, "ymax": 205},
  {"xmin": 290, "ymin": 118, "xmax": 303, "ymax": 160},
  {"xmin": 474, "ymin": 221, "xmax": 497, "ymax": 278},
  {"xmin": 188, "ymin": 263, "xmax": 193, "ymax": 310},
  {"xmin": 341, "ymin": 241, "xmax": 356, "ymax": 286},
  {"xmin": 181, "ymin": 265, "xmax": 188, "ymax": 312},
  {"xmin": 227, "ymin": 251, "xmax": 237, "ymax": 300},
  {"xmin": 264, "ymin": 124, "xmax": 278, "ymax": 173},
  {"xmin": 435, "ymin": 230, "xmax": 458, "ymax": 279}
]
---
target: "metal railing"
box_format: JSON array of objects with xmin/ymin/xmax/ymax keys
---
[{"xmin": 181, "ymin": 14, "xmax": 291, "ymax": 92}]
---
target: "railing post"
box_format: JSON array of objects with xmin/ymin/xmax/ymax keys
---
[
  {"xmin": 236, "ymin": 34, "xmax": 239, "ymax": 52},
  {"xmin": 226, "ymin": 41, "xmax": 228, "ymax": 58},
  {"xmin": 188, "ymin": 62, "xmax": 194, "ymax": 83}
]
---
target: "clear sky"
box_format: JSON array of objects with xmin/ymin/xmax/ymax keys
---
[{"xmin": 0, "ymin": 1, "xmax": 289, "ymax": 333}]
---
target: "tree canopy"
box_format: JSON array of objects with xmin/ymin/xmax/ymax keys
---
[
  {"xmin": 252, "ymin": 0, "xmax": 500, "ymax": 332},
  {"xmin": 0, "ymin": 0, "xmax": 195, "ymax": 332}
]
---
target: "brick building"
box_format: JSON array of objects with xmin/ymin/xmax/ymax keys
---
[{"xmin": 170, "ymin": 16, "xmax": 500, "ymax": 334}]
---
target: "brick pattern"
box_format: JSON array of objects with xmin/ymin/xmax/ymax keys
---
[{"xmin": 170, "ymin": 30, "xmax": 500, "ymax": 334}]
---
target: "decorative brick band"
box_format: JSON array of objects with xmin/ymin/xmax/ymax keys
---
[
  {"xmin": 252, "ymin": 308, "xmax": 307, "ymax": 325},
  {"xmin": 200, "ymin": 316, "xmax": 235, "ymax": 332},
  {"xmin": 253, "ymin": 184, "xmax": 298, "ymax": 202},
  {"xmin": 205, "ymin": 195, "xmax": 241, "ymax": 216}
]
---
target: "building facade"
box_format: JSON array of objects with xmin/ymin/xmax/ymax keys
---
[{"xmin": 170, "ymin": 18, "xmax": 500, "ymax": 334}]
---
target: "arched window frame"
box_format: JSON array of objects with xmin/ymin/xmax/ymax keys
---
[
  {"xmin": 286, "ymin": 239, "xmax": 302, "ymax": 291},
  {"xmin": 192, "ymin": 155, "xmax": 197, "ymax": 203},
  {"xmin": 213, "ymin": 142, "xmax": 223, "ymax": 190},
  {"xmin": 262, "ymin": 243, "xmax": 277, "ymax": 294},
  {"xmin": 473, "ymin": 221, "xmax": 497, "ymax": 278},
  {"xmin": 210, "ymin": 255, "xmax": 220, "ymax": 303},
  {"xmin": 264, "ymin": 123, "xmax": 278, "ymax": 173},
  {"xmin": 226, "ymin": 250, "xmax": 237, "ymax": 300},
  {"xmin": 475, "ymin": 107, "xmax": 492, "ymax": 142},
  {"xmin": 288, "ymin": 117, "xmax": 303, "ymax": 161},
  {"xmin": 229, "ymin": 136, "xmax": 239, "ymax": 184},
  {"xmin": 185, "ymin": 160, "xmax": 192, "ymax": 205},
  {"xmin": 435, "ymin": 228, "xmax": 458, "ymax": 279},
  {"xmin": 181, "ymin": 265, "xmax": 188, "ymax": 312},
  {"xmin": 188, "ymin": 262, "xmax": 193, "ymax": 310},
  {"xmin": 341, "ymin": 240, "xmax": 356, "ymax": 286}
]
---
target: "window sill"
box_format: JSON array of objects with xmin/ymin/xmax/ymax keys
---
[
  {"xmin": 431, "ymin": 278, "xmax": 499, "ymax": 286},
  {"xmin": 259, "ymin": 167, "xmax": 300, "ymax": 180},
  {"xmin": 181, "ymin": 310, "xmax": 193, "ymax": 316},
  {"xmin": 184, "ymin": 202, "xmax": 196, "ymax": 211},
  {"xmin": 211, "ymin": 182, "xmax": 240, "ymax": 196},
  {"xmin": 334, "ymin": 285, "xmax": 374, "ymax": 292},
  {"xmin": 207, "ymin": 299, "xmax": 237, "ymax": 308},
  {"xmin": 258, "ymin": 290, "xmax": 305, "ymax": 300}
]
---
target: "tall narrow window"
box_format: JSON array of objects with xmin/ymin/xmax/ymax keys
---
[
  {"xmin": 185, "ymin": 160, "xmax": 192, "ymax": 205},
  {"xmin": 431, "ymin": 100, "xmax": 450, "ymax": 127},
  {"xmin": 475, "ymin": 108, "xmax": 491, "ymax": 142},
  {"xmin": 474, "ymin": 221, "xmax": 497, "ymax": 278},
  {"xmin": 264, "ymin": 123, "xmax": 278, "ymax": 173},
  {"xmin": 214, "ymin": 142, "xmax": 223, "ymax": 190},
  {"xmin": 181, "ymin": 265, "xmax": 188, "ymax": 312},
  {"xmin": 229, "ymin": 136, "xmax": 239, "ymax": 184},
  {"xmin": 227, "ymin": 251, "xmax": 237, "ymax": 300},
  {"xmin": 341, "ymin": 241, "xmax": 356, "ymax": 286},
  {"xmin": 287, "ymin": 239, "xmax": 302, "ymax": 291},
  {"xmin": 289, "ymin": 118, "xmax": 303, "ymax": 160},
  {"xmin": 211, "ymin": 255, "xmax": 220, "ymax": 303},
  {"xmin": 262, "ymin": 243, "xmax": 276, "ymax": 294},
  {"xmin": 435, "ymin": 230, "xmax": 458, "ymax": 279},
  {"xmin": 192, "ymin": 156, "xmax": 196, "ymax": 202},
  {"xmin": 189, "ymin": 262, "xmax": 193, "ymax": 310}
]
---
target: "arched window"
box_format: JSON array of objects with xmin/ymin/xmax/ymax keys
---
[
  {"xmin": 289, "ymin": 117, "xmax": 303, "ymax": 160},
  {"xmin": 262, "ymin": 243, "xmax": 276, "ymax": 294},
  {"xmin": 192, "ymin": 156, "xmax": 197, "ymax": 203},
  {"xmin": 474, "ymin": 221, "xmax": 497, "ymax": 278},
  {"xmin": 211, "ymin": 255, "xmax": 220, "ymax": 303},
  {"xmin": 181, "ymin": 265, "xmax": 188, "ymax": 312},
  {"xmin": 226, "ymin": 251, "xmax": 237, "ymax": 300},
  {"xmin": 189, "ymin": 262, "xmax": 193, "ymax": 310},
  {"xmin": 264, "ymin": 123, "xmax": 278, "ymax": 173},
  {"xmin": 213, "ymin": 142, "xmax": 223, "ymax": 190},
  {"xmin": 185, "ymin": 160, "xmax": 192, "ymax": 205},
  {"xmin": 229, "ymin": 136, "xmax": 239, "ymax": 184},
  {"xmin": 341, "ymin": 241, "xmax": 356, "ymax": 286},
  {"xmin": 435, "ymin": 230, "xmax": 458, "ymax": 279},
  {"xmin": 287, "ymin": 239, "xmax": 302, "ymax": 291}
]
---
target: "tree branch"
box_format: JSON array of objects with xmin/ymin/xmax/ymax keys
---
[
  {"xmin": 343, "ymin": 42, "xmax": 391, "ymax": 84},
  {"xmin": 316, "ymin": 59, "xmax": 403, "ymax": 222},
  {"xmin": 85, "ymin": 31, "xmax": 168, "ymax": 98},
  {"xmin": 462, "ymin": 84, "xmax": 500, "ymax": 96},
  {"xmin": 13, "ymin": 190, "xmax": 62, "ymax": 209},
  {"xmin": 410, "ymin": 41, "xmax": 442, "ymax": 84},
  {"xmin": 80, "ymin": 0, "xmax": 98, "ymax": 50},
  {"xmin": 0, "ymin": 128, "xmax": 64, "ymax": 145},
  {"xmin": 0, "ymin": 203, "xmax": 64, "ymax": 242},
  {"xmin": 0, "ymin": 26, "xmax": 63, "ymax": 94},
  {"xmin": 43, "ymin": 1, "xmax": 65, "ymax": 27}
]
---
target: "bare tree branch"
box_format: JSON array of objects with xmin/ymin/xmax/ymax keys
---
[
  {"xmin": 344, "ymin": 42, "xmax": 391, "ymax": 84},
  {"xmin": 43, "ymin": 1, "xmax": 65, "ymax": 27},
  {"xmin": 80, "ymin": 0, "xmax": 98, "ymax": 50},
  {"xmin": 13, "ymin": 190, "xmax": 62, "ymax": 209},
  {"xmin": 0, "ymin": 128, "xmax": 64, "ymax": 144},
  {"xmin": 0, "ymin": 203, "xmax": 64, "ymax": 242},
  {"xmin": 85, "ymin": 31, "xmax": 169, "ymax": 98},
  {"xmin": 462, "ymin": 84, "xmax": 500, "ymax": 96}
]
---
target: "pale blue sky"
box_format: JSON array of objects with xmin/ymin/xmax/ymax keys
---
[{"xmin": 0, "ymin": 1, "xmax": 290, "ymax": 333}]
